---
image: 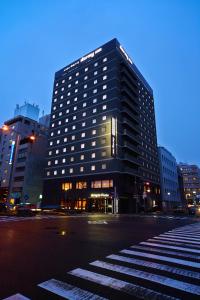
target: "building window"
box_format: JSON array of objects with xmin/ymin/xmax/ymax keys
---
[
  {"xmin": 82, "ymin": 112, "xmax": 86, "ymax": 117},
  {"xmin": 102, "ymin": 94, "xmax": 107, "ymax": 100},
  {"xmin": 47, "ymin": 171, "xmax": 50, "ymax": 176},
  {"xmin": 93, "ymin": 108, "xmax": 97, "ymax": 113},
  {"xmin": 84, "ymin": 76, "xmax": 88, "ymax": 80},
  {"xmin": 83, "ymin": 93, "xmax": 87, "ymax": 98},
  {"xmin": 85, "ymin": 67, "xmax": 88, "ymax": 72},
  {"xmin": 101, "ymin": 138, "xmax": 106, "ymax": 144},
  {"xmin": 62, "ymin": 182, "xmax": 72, "ymax": 190},
  {"xmin": 49, "ymin": 151, "xmax": 52, "ymax": 156},
  {"xmin": 91, "ymin": 181, "xmax": 101, "ymax": 188},
  {"xmin": 62, "ymin": 158, "xmax": 66, "ymax": 163},
  {"xmin": 80, "ymin": 166, "xmax": 84, "ymax": 172},
  {"xmin": 103, "ymin": 85, "xmax": 107, "ymax": 90},
  {"xmin": 91, "ymin": 180, "xmax": 113, "ymax": 188},
  {"xmin": 102, "ymin": 116, "xmax": 107, "ymax": 121},
  {"xmin": 69, "ymin": 168, "xmax": 73, "ymax": 174},
  {"xmin": 92, "ymin": 129, "xmax": 96, "ymax": 135},
  {"xmin": 76, "ymin": 181, "xmax": 87, "ymax": 189},
  {"xmin": 93, "ymin": 98, "xmax": 97, "ymax": 103},
  {"xmin": 48, "ymin": 161, "xmax": 51, "ymax": 166},
  {"xmin": 81, "ymin": 132, "xmax": 85, "ymax": 138},
  {"xmin": 102, "ymin": 151, "xmax": 106, "ymax": 157},
  {"xmin": 84, "ymin": 84, "xmax": 87, "ymax": 89},
  {"xmin": 67, "ymin": 100, "xmax": 70, "ymax": 105},
  {"xmin": 71, "ymin": 135, "xmax": 75, "ymax": 141},
  {"xmin": 74, "ymin": 106, "xmax": 77, "ymax": 111},
  {"xmin": 102, "ymin": 180, "xmax": 113, "ymax": 188},
  {"xmin": 82, "ymin": 122, "xmax": 86, "ymax": 127},
  {"xmin": 92, "ymin": 141, "xmax": 96, "ymax": 146},
  {"xmin": 91, "ymin": 165, "xmax": 96, "ymax": 171},
  {"xmin": 70, "ymin": 157, "xmax": 74, "ymax": 162},
  {"xmin": 102, "ymin": 105, "xmax": 107, "ymax": 110},
  {"xmin": 81, "ymin": 143, "xmax": 85, "ymax": 149},
  {"xmin": 94, "ymin": 71, "xmax": 98, "ymax": 76},
  {"xmin": 80, "ymin": 154, "xmax": 85, "ymax": 160},
  {"xmin": 83, "ymin": 102, "xmax": 87, "ymax": 107},
  {"xmin": 103, "ymin": 75, "xmax": 107, "ymax": 80},
  {"xmin": 91, "ymin": 153, "xmax": 96, "ymax": 158},
  {"xmin": 73, "ymin": 116, "xmax": 77, "ymax": 120},
  {"xmin": 92, "ymin": 119, "xmax": 96, "ymax": 124},
  {"xmin": 93, "ymin": 89, "xmax": 97, "ymax": 94},
  {"xmin": 94, "ymin": 62, "xmax": 98, "ymax": 67},
  {"xmin": 65, "ymin": 128, "xmax": 68, "ymax": 132},
  {"xmin": 54, "ymin": 170, "xmax": 57, "ymax": 175},
  {"xmin": 74, "ymin": 97, "xmax": 78, "ymax": 102},
  {"xmin": 94, "ymin": 80, "xmax": 97, "ymax": 84},
  {"xmin": 62, "ymin": 169, "xmax": 65, "ymax": 174},
  {"xmin": 102, "ymin": 126, "xmax": 106, "ymax": 133},
  {"xmin": 71, "ymin": 146, "xmax": 75, "ymax": 151},
  {"xmin": 76, "ymin": 72, "xmax": 79, "ymax": 77},
  {"xmin": 72, "ymin": 125, "xmax": 76, "ymax": 130},
  {"xmin": 69, "ymin": 76, "xmax": 72, "ymax": 80},
  {"xmin": 102, "ymin": 164, "xmax": 106, "ymax": 170},
  {"xmin": 103, "ymin": 57, "xmax": 107, "ymax": 62},
  {"xmin": 103, "ymin": 66, "xmax": 107, "ymax": 71},
  {"xmin": 64, "ymin": 137, "xmax": 67, "ymax": 142}
]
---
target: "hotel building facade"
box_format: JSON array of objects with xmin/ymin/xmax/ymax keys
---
[{"xmin": 43, "ymin": 39, "xmax": 160, "ymax": 213}]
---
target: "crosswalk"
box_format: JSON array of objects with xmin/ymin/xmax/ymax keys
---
[
  {"xmin": 4, "ymin": 221, "xmax": 200, "ymax": 299},
  {"xmin": 0, "ymin": 215, "xmax": 66, "ymax": 223}
]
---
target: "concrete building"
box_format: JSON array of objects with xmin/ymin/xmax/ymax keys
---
[
  {"xmin": 0, "ymin": 115, "xmax": 48, "ymax": 206},
  {"xmin": 14, "ymin": 102, "xmax": 40, "ymax": 121},
  {"xmin": 43, "ymin": 38, "xmax": 160, "ymax": 213},
  {"xmin": 158, "ymin": 146, "xmax": 181, "ymax": 211},
  {"xmin": 178, "ymin": 163, "xmax": 200, "ymax": 205}
]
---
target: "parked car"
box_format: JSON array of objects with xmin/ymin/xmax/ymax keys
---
[{"xmin": 16, "ymin": 204, "xmax": 36, "ymax": 216}]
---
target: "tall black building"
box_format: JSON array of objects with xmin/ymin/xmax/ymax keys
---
[{"xmin": 43, "ymin": 39, "xmax": 160, "ymax": 213}]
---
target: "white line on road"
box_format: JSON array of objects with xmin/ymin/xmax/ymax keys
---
[
  {"xmin": 120, "ymin": 249, "xmax": 200, "ymax": 268},
  {"xmin": 90, "ymin": 260, "xmax": 200, "ymax": 295},
  {"xmin": 159, "ymin": 234, "xmax": 200, "ymax": 241},
  {"xmin": 38, "ymin": 278, "xmax": 108, "ymax": 299},
  {"xmin": 147, "ymin": 238, "xmax": 200, "ymax": 249},
  {"xmin": 140, "ymin": 242, "xmax": 200, "ymax": 254},
  {"xmin": 69, "ymin": 268, "xmax": 179, "ymax": 300},
  {"xmin": 106, "ymin": 254, "xmax": 200, "ymax": 279},
  {"xmin": 164, "ymin": 232, "xmax": 200, "ymax": 238},
  {"xmin": 154, "ymin": 236, "xmax": 200, "ymax": 245},
  {"xmin": 3, "ymin": 294, "xmax": 30, "ymax": 300}
]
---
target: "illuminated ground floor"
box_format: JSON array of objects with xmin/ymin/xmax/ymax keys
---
[{"xmin": 43, "ymin": 173, "xmax": 161, "ymax": 214}]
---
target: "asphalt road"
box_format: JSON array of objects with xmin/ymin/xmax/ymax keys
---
[{"xmin": 0, "ymin": 214, "xmax": 198, "ymax": 300}]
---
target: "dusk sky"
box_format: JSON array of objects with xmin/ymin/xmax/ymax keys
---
[{"xmin": 0, "ymin": 0, "xmax": 199, "ymax": 165}]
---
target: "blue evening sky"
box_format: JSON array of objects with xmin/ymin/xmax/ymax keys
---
[{"xmin": 0, "ymin": 0, "xmax": 199, "ymax": 164}]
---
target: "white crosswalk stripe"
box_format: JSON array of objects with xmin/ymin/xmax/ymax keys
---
[
  {"xmin": 0, "ymin": 215, "xmax": 66, "ymax": 223},
  {"xmin": 3, "ymin": 294, "xmax": 30, "ymax": 300},
  {"xmin": 5, "ymin": 221, "xmax": 200, "ymax": 299}
]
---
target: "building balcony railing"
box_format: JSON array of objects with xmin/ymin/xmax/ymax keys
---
[
  {"xmin": 123, "ymin": 153, "xmax": 141, "ymax": 166},
  {"xmin": 122, "ymin": 124, "xmax": 141, "ymax": 140},
  {"xmin": 123, "ymin": 139, "xmax": 141, "ymax": 155},
  {"xmin": 121, "ymin": 95, "xmax": 139, "ymax": 113},
  {"xmin": 121, "ymin": 107, "xmax": 140, "ymax": 124}
]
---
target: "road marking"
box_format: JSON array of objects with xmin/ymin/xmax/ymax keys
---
[
  {"xmin": 90, "ymin": 260, "xmax": 200, "ymax": 295},
  {"xmin": 154, "ymin": 236, "xmax": 200, "ymax": 245},
  {"xmin": 106, "ymin": 254, "xmax": 200, "ymax": 279},
  {"xmin": 69, "ymin": 268, "xmax": 179, "ymax": 300},
  {"xmin": 3, "ymin": 294, "xmax": 30, "ymax": 300},
  {"xmin": 159, "ymin": 234, "xmax": 200, "ymax": 241},
  {"xmin": 120, "ymin": 249, "xmax": 200, "ymax": 268},
  {"xmin": 164, "ymin": 232, "xmax": 200, "ymax": 238},
  {"xmin": 38, "ymin": 278, "xmax": 107, "ymax": 299},
  {"xmin": 147, "ymin": 238, "xmax": 200, "ymax": 249},
  {"xmin": 131, "ymin": 245, "xmax": 200, "ymax": 260},
  {"xmin": 140, "ymin": 241, "xmax": 200, "ymax": 253},
  {"xmin": 88, "ymin": 220, "xmax": 108, "ymax": 224}
]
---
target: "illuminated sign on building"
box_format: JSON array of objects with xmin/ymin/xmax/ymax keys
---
[
  {"xmin": 9, "ymin": 140, "xmax": 15, "ymax": 165},
  {"xmin": 64, "ymin": 48, "xmax": 102, "ymax": 72},
  {"xmin": 111, "ymin": 117, "xmax": 117, "ymax": 157},
  {"xmin": 119, "ymin": 45, "xmax": 133, "ymax": 64},
  {"xmin": 90, "ymin": 193, "xmax": 109, "ymax": 198}
]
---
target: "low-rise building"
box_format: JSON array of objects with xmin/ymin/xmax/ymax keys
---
[{"xmin": 158, "ymin": 146, "xmax": 181, "ymax": 211}]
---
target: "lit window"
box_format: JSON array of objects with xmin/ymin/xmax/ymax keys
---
[
  {"xmin": 74, "ymin": 106, "xmax": 77, "ymax": 111},
  {"xmin": 102, "ymin": 116, "xmax": 106, "ymax": 121},
  {"xmin": 66, "ymin": 109, "xmax": 69, "ymax": 114},
  {"xmin": 80, "ymin": 166, "xmax": 84, "ymax": 172},
  {"xmin": 84, "ymin": 84, "xmax": 87, "ymax": 89},
  {"xmin": 82, "ymin": 112, "xmax": 86, "ymax": 117},
  {"xmin": 71, "ymin": 146, "xmax": 75, "ymax": 151},
  {"xmin": 91, "ymin": 165, "xmax": 95, "ymax": 171},
  {"xmin": 56, "ymin": 83, "xmax": 58, "ymax": 87},
  {"xmin": 62, "ymin": 182, "xmax": 72, "ymax": 190},
  {"xmin": 75, "ymin": 89, "xmax": 78, "ymax": 93},
  {"xmin": 80, "ymin": 154, "xmax": 85, "ymax": 160},
  {"xmin": 76, "ymin": 181, "xmax": 87, "ymax": 189},
  {"xmin": 93, "ymin": 98, "xmax": 97, "ymax": 103},
  {"xmin": 81, "ymin": 143, "xmax": 85, "ymax": 149},
  {"xmin": 103, "ymin": 75, "xmax": 107, "ymax": 80},
  {"xmin": 60, "ymin": 95, "xmax": 64, "ymax": 99},
  {"xmin": 83, "ymin": 102, "xmax": 87, "ymax": 107},
  {"xmin": 62, "ymin": 169, "xmax": 65, "ymax": 174},
  {"xmin": 65, "ymin": 118, "xmax": 69, "ymax": 123},
  {"xmin": 47, "ymin": 171, "xmax": 50, "ymax": 176},
  {"xmin": 49, "ymin": 151, "xmax": 52, "ymax": 156},
  {"xmin": 48, "ymin": 161, "xmax": 51, "ymax": 166},
  {"xmin": 94, "ymin": 62, "xmax": 98, "ymax": 67},
  {"xmin": 50, "ymin": 132, "xmax": 54, "ymax": 136},
  {"xmin": 54, "ymin": 170, "xmax": 57, "ymax": 175},
  {"xmin": 54, "ymin": 90, "xmax": 58, "ymax": 95},
  {"xmin": 69, "ymin": 76, "xmax": 72, "ymax": 80},
  {"xmin": 68, "ymin": 84, "xmax": 71, "ymax": 88},
  {"xmin": 93, "ymin": 89, "xmax": 97, "ymax": 94},
  {"xmin": 53, "ymin": 98, "xmax": 57, "ymax": 103},
  {"xmin": 62, "ymin": 158, "xmax": 66, "ymax": 163},
  {"xmin": 73, "ymin": 116, "xmax": 77, "ymax": 121},
  {"xmin": 56, "ymin": 140, "xmax": 60, "ymax": 144},
  {"xmin": 69, "ymin": 168, "xmax": 73, "ymax": 174},
  {"xmin": 61, "ymin": 87, "xmax": 64, "ymax": 91},
  {"xmin": 53, "ymin": 106, "xmax": 56, "ymax": 111},
  {"xmin": 64, "ymin": 137, "xmax": 67, "ymax": 142},
  {"xmin": 94, "ymin": 80, "xmax": 97, "ymax": 84},
  {"xmin": 55, "ymin": 160, "xmax": 58, "ymax": 165},
  {"xmin": 67, "ymin": 100, "xmax": 70, "ymax": 105},
  {"xmin": 50, "ymin": 141, "xmax": 53, "ymax": 146},
  {"xmin": 72, "ymin": 125, "xmax": 76, "ymax": 130},
  {"xmin": 85, "ymin": 67, "xmax": 88, "ymax": 72},
  {"xmin": 94, "ymin": 71, "xmax": 98, "ymax": 76},
  {"xmin": 76, "ymin": 72, "xmax": 79, "ymax": 76},
  {"xmin": 65, "ymin": 128, "xmax": 68, "ymax": 132},
  {"xmin": 102, "ymin": 164, "xmax": 106, "ymax": 170},
  {"xmin": 58, "ymin": 120, "xmax": 62, "ymax": 125},
  {"xmin": 92, "ymin": 129, "xmax": 96, "ymax": 135},
  {"xmin": 84, "ymin": 76, "xmax": 88, "ymax": 80},
  {"xmin": 82, "ymin": 122, "xmax": 86, "ymax": 127},
  {"xmin": 60, "ymin": 103, "xmax": 63, "ymax": 108},
  {"xmin": 91, "ymin": 181, "xmax": 101, "ymax": 188},
  {"xmin": 56, "ymin": 150, "xmax": 59, "ymax": 154},
  {"xmin": 103, "ymin": 57, "xmax": 107, "ymax": 62},
  {"xmin": 92, "ymin": 141, "xmax": 96, "ymax": 146},
  {"xmin": 81, "ymin": 132, "xmax": 85, "ymax": 138},
  {"xmin": 103, "ymin": 85, "xmax": 107, "ymax": 90},
  {"xmin": 71, "ymin": 135, "xmax": 75, "ymax": 140},
  {"xmin": 91, "ymin": 153, "xmax": 96, "ymax": 158},
  {"xmin": 70, "ymin": 157, "xmax": 74, "ymax": 162},
  {"xmin": 57, "ymin": 130, "xmax": 61, "ymax": 134},
  {"xmin": 103, "ymin": 66, "xmax": 107, "ymax": 71},
  {"xmin": 93, "ymin": 108, "xmax": 97, "ymax": 113},
  {"xmin": 92, "ymin": 119, "xmax": 96, "ymax": 124},
  {"xmin": 59, "ymin": 112, "xmax": 62, "ymax": 116},
  {"xmin": 102, "ymin": 180, "xmax": 113, "ymax": 188},
  {"xmin": 102, "ymin": 105, "xmax": 107, "ymax": 110},
  {"xmin": 74, "ymin": 97, "xmax": 78, "ymax": 102},
  {"xmin": 67, "ymin": 92, "xmax": 71, "ymax": 96},
  {"xmin": 83, "ymin": 93, "xmax": 87, "ymax": 98},
  {"xmin": 62, "ymin": 79, "xmax": 65, "ymax": 83},
  {"xmin": 75, "ymin": 80, "xmax": 78, "ymax": 85}
]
